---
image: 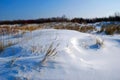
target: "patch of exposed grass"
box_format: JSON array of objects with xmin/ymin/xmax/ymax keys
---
[
  {"xmin": 18, "ymin": 26, "xmax": 40, "ymax": 31},
  {"xmin": 54, "ymin": 23, "xmax": 96, "ymax": 33},
  {"xmin": 79, "ymin": 26, "xmax": 96, "ymax": 32},
  {"xmin": 0, "ymin": 26, "xmax": 19, "ymax": 35},
  {"xmin": 100, "ymin": 24, "xmax": 120, "ymax": 35},
  {"xmin": 0, "ymin": 25, "xmax": 41, "ymax": 35}
]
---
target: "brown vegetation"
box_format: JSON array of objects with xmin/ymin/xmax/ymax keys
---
[
  {"xmin": 0, "ymin": 26, "xmax": 18, "ymax": 35},
  {"xmin": 54, "ymin": 24, "xmax": 96, "ymax": 33},
  {"xmin": 41, "ymin": 43, "xmax": 59, "ymax": 63},
  {"xmin": 0, "ymin": 25, "xmax": 41, "ymax": 35},
  {"xmin": 100, "ymin": 24, "xmax": 120, "ymax": 35}
]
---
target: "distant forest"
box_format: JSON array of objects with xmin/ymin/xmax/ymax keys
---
[{"xmin": 0, "ymin": 13, "xmax": 120, "ymax": 25}]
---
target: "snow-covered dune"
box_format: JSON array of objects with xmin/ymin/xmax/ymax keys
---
[{"xmin": 0, "ymin": 29, "xmax": 120, "ymax": 80}]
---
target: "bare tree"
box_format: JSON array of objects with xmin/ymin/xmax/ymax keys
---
[{"xmin": 114, "ymin": 12, "xmax": 120, "ymax": 17}]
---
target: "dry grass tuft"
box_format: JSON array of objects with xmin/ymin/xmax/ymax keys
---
[
  {"xmin": 29, "ymin": 42, "xmax": 59, "ymax": 64},
  {"xmin": 41, "ymin": 43, "xmax": 59, "ymax": 63}
]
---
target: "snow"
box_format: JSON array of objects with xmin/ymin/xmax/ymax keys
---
[{"xmin": 0, "ymin": 27, "xmax": 120, "ymax": 80}]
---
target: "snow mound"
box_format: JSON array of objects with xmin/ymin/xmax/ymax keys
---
[{"xmin": 0, "ymin": 29, "xmax": 120, "ymax": 80}]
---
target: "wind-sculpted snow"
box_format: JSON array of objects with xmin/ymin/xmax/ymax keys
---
[{"xmin": 0, "ymin": 29, "xmax": 120, "ymax": 80}]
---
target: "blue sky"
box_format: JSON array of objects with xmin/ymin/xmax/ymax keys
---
[{"xmin": 0, "ymin": 0, "xmax": 120, "ymax": 20}]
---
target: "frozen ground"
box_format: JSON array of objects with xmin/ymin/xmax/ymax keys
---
[{"xmin": 0, "ymin": 26, "xmax": 120, "ymax": 80}]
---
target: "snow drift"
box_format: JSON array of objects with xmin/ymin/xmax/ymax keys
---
[{"xmin": 0, "ymin": 29, "xmax": 120, "ymax": 80}]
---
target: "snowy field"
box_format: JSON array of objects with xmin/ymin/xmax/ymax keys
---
[{"xmin": 0, "ymin": 22, "xmax": 120, "ymax": 80}]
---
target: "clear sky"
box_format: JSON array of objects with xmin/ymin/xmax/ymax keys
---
[{"xmin": 0, "ymin": 0, "xmax": 120, "ymax": 20}]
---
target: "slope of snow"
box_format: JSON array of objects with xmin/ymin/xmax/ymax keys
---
[{"xmin": 0, "ymin": 29, "xmax": 120, "ymax": 80}]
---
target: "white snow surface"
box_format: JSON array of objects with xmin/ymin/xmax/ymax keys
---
[{"xmin": 0, "ymin": 29, "xmax": 120, "ymax": 80}]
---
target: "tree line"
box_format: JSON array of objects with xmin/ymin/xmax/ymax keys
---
[{"xmin": 0, "ymin": 14, "xmax": 120, "ymax": 25}]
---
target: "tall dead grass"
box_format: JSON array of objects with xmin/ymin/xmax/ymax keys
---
[
  {"xmin": 41, "ymin": 43, "xmax": 59, "ymax": 63},
  {"xmin": 54, "ymin": 24, "xmax": 95, "ymax": 32},
  {"xmin": 100, "ymin": 24, "xmax": 120, "ymax": 35},
  {"xmin": 0, "ymin": 25, "xmax": 41, "ymax": 35}
]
